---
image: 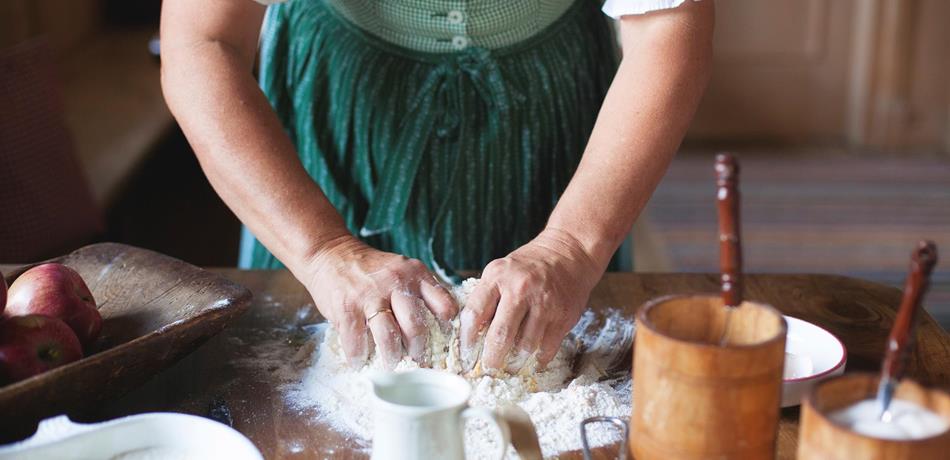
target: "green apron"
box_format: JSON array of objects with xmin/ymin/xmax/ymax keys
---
[{"xmin": 240, "ymin": 0, "xmax": 620, "ymax": 280}]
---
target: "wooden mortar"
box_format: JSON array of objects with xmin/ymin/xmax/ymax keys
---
[
  {"xmin": 798, "ymin": 373, "xmax": 950, "ymax": 459},
  {"xmin": 630, "ymin": 294, "xmax": 787, "ymax": 460}
]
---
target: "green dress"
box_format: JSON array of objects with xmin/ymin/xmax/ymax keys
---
[{"xmin": 239, "ymin": 0, "xmax": 620, "ymax": 281}]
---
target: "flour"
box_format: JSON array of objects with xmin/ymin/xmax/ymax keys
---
[
  {"xmin": 286, "ymin": 279, "xmax": 634, "ymax": 459},
  {"xmin": 828, "ymin": 399, "xmax": 949, "ymax": 440}
]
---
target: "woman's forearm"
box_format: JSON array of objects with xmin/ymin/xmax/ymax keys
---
[
  {"xmin": 546, "ymin": 0, "xmax": 715, "ymax": 269},
  {"xmin": 160, "ymin": 0, "xmax": 350, "ymax": 274}
]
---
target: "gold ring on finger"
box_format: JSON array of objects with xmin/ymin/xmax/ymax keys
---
[{"xmin": 366, "ymin": 308, "xmax": 393, "ymax": 323}]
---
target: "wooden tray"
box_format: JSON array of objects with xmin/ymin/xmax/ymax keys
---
[{"xmin": 0, "ymin": 243, "xmax": 252, "ymax": 441}]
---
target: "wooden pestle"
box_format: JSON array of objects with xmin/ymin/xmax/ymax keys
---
[
  {"xmin": 716, "ymin": 153, "xmax": 742, "ymax": 344},
  {"xmin": 876, "ymin": 241, "xmax": 938, "ymax": 418},
  {"xmin": 716, "ymin": 153, "xmax": 742, "ymax": 307}
]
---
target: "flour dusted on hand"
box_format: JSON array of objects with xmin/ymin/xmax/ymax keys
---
[{"xmin": 288, "ymin": 278, "xmax": 634, "ymax": 459}]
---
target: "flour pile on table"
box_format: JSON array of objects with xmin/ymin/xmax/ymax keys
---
[{"xmin": 286, "ymin": 278, "xmax": 634, "ymax": 459}]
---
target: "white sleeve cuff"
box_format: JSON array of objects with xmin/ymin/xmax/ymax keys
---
[
  {"xmin": 252, "ymin": 0, "xmax": 288, "ymax": 5},
  {"xmin": 602, "ymin": 0, "xmax": 701, "ymax": 19}
]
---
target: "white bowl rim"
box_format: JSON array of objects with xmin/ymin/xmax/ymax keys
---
[{"xmin": 782, "ymin": 316, "xmax": 848, "ymax": 382}]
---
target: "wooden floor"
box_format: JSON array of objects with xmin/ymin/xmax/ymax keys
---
[{"xmin": 640, "ymin": 148, "xmax": 950, "ymax": 329}]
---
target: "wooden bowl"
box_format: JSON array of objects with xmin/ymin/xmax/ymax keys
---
[
  {"xmin": 631, "ymin": 294, "xmax": 787, "ymax": 460},
  {"xmin": 0, "ymin": 243, "xmax": 252, "ymax": 441},
  {"xmin": 798, "ymin": 373, "xmax": 950, "ymax": 459}
]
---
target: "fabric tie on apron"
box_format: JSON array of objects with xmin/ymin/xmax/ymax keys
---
[{"xmin": 360, "ymin": 47, "xmax": 520, "ymax": 240}]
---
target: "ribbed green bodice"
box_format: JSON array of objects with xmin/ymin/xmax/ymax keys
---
[{"xmin": 325, "ymin": 0, "xmax": 576, "ymax": 53}]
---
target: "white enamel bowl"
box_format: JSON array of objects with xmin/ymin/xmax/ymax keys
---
[
  {"xmin": 0, "ymin": 413, "xmax": 263, "ymax": 459},
  {"xmin": 781, "ymin": 316, "xmax": 848, "ymax": 407}
]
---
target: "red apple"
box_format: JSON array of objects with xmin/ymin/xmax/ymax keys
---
[
  {"xmin": 5, "ymin": 263, "xmax": 101, "ymax": 348},
  {"xmin": 0, "ymin": 314, "xmax": 83, "ymax": 384}
]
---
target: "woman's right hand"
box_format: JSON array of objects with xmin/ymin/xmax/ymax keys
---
[
  {"xmin": 300, "ymin": 236, "xmax": 458, "ymax": 369},
  {"xmin": 160, "ymin": 0, "xmax": 456, "ymax": 370}
]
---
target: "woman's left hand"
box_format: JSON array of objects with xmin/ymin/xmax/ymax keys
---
[{"xmin": 460, "ymin": 229, "xmax": 604, "ymax": 374}]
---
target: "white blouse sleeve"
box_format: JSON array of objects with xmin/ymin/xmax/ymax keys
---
[
  {"xmin": 252, "ymin": 0, "xmax": 288, "ymax": 4},
  {"xmin": 602, "ymin": 0, "xmax": 702, "ymax": 19}
]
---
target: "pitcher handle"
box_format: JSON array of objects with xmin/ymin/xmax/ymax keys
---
[
  {"xmin": 580, "ymin": 416, "xmax": 628, "ymax": 460},
  {"xmin": 495, "ymin": 405, "xmax": 541, "ymax": 460},
  {"xmin": 461, "ymin": 407, "xmax": 511, "ymax": 460}
]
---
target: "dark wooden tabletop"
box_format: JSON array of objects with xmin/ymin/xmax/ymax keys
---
[{"xmin": 89, "ymin": 270, "xmax": 950, "ymax": 459}]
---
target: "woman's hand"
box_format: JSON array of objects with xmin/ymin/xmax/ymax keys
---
[
  {"xmin": 302, "ymin": 236, "xmax": 458, "ymax": 369},
  {"xmin": 460, "ymin": 229, "xmax": 603, "ymax": 374}
]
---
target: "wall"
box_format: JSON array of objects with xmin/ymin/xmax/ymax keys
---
[{"xmin": 0, "ymin": 0, "xmax": 101, "ymax": 56}]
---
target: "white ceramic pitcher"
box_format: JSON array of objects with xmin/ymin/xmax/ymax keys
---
[{"xmin": 369, "ymin": 369, "xmax": 540, "ymax": 460}]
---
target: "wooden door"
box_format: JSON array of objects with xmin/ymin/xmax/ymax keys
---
[
  {"xmin": 688, "ymin": 0, "xmax": 856, "ymax": 144},
  {"xmin": 687, "ymin": 0, "xmax": 950, "ymax": 151}
]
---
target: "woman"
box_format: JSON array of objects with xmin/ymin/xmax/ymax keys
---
[{"xmin": 160, "ymin": 0, "xmax": 713, "ymax": 372}]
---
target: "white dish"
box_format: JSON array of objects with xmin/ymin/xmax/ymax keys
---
[
  {"xmin": 0, "ymin": 413, "xmax": 263, "ymax": 460},
  {"xmin": 781, "ymin": 316, "xmax": 848, "ymax": 407}
]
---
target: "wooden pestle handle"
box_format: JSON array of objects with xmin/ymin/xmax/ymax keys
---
[
  {"xmin": 715, "ymin": 153, "xmax": 743, "ymax": 307},
  {"xmin": 881, "ymin": 241, "xmax": 938, "ymax": 380}
]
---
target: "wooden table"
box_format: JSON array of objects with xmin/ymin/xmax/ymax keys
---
[{"xmin": 92, "ymin": 271, "xmax": 950, "ymax": 459}]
